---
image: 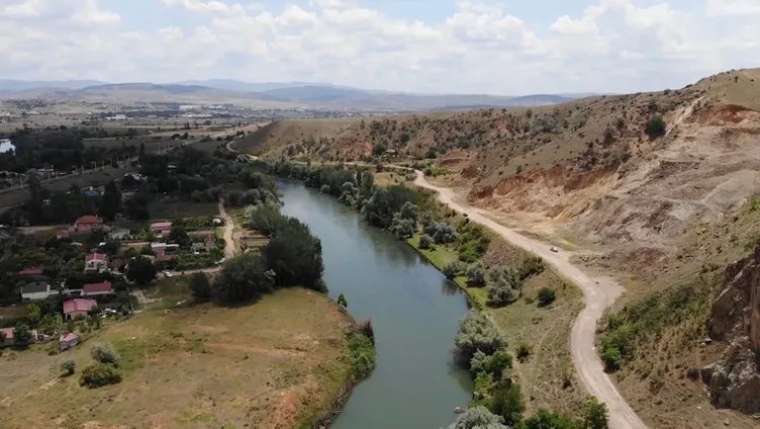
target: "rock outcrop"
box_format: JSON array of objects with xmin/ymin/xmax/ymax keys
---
[{"xmin": 704, "ymin": 245, "xmax": 760, "ymax": 413}]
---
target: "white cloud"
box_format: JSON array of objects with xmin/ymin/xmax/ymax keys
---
[
  {"xmin": 0, "ymin": 0, "xmax": 756, "ymax": 94},
  {"xmin": 706, "ymin": 0, "xmax": 760, "ymax": 16}
]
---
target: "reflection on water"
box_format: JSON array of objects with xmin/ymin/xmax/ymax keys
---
[{"xmin": 278, "ymin": 181, "xmax": 472, "ymax": 429}]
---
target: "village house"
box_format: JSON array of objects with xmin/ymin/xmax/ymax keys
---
[
  {"xmin": 82, "ymin": 281, "xmax": 114, "ymax": 297},
  {"xmin": 109, "ymin": 228, "xmax": 132, "ymax": 241},
  {"xmin": 151, "ymin": 242, "xmax": 180, "ymax": 261},
  {"xmin": 20, "ymin": 281, "xmax": 56, "ymax": 301},
  {"xmin": 58, "ymin": 332, "xmax": 80, "ymax": 352},
  {"xmin": 71, "ymin": 215, "xmax": 104, "ymax": 234},
  {"xmin": 0, "ymin": 327, "xmax": 38, "ymax": 346},
  {"xmin": 63, "ymin": 298, "xmax": 98, "ymax": 320},
  {"xmin": 17, "ymin": 266, "xmax": 45, "ymax": 279},
  {"xmin": 84, "ymin": 253, "xmax": 109, "ymax": 273},
  {"xmin": 150, "ymin": 221, "xmax": 173, "ymax": 238}
]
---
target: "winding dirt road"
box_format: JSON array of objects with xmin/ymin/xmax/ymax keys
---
[
  {"xmin": 414, "ymin": 172, "xmax": 647, "ymax": 429},
  {"xmin": 218, "ymin": 199, "xmax": 238, "ymax": 259}
]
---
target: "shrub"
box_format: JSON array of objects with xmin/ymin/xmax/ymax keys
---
[
  {"xmin": 582, "ymin": 398, "xmax": 609, "ymax": 429},
  {"xmin": 601, "ymin": 346, "xmax": 622, "ymax": 372},
  {"xmin": 519, "ymin": 257, "xmax": 545, "ymax": 280},
  {"xmin": 470, "ymin": 350, "xmax": 513, "ymax": 379},
  {"xmin": 443, "ymin": 261, "xmax": 465, "ymax": 279},
  {"xmin": 486, "ymin": 267, "xmax": 522, "ymax": 307},
  {"xmin": 389, "ymin": 216, "xmax": 416, "ymax": 239},
  {"xmin": 516, "ymin": 344, "xmax": 531, "ymax": 362},
  {"xmin": 537, "ymin": 288, "xmax": 557, "ymax": 307},
  {"xmin": 425, "ymin": 222, "xmax": 457, "ymax": 244},
  {"xmin": 455, "ymin": 312, "xmax": 505, "ymax": 362},
  {"xmin": 13, "ymin": 323, "xmax": 33, "ymax": 348},
  {"xmin": 189, "ymin": 273, "xmax": 212, "ymax": 302},
  {"xmin": 465, "ymin": 263, "xmax": 487, "ymax": 287},
  {"xmin": 447, "ymin": 406, "xmax": 507, "ymax": 429},
  {"xmin": 80, "ymin": 363, "xmax": 122, "ymax": 388},
  {"xmin": 419, "ymin": 234, "xmax": 434, "ymax": 250},
  {"xmin": 491, "ymin": 383, "xmax": 524, "ymax": 427},
  {"xmin": 347, "ymin": 332, "xmax": 375, "ymax": 381},
  {"xmin": 523, "ymin": 410, "xmax": 579, "ymax": 429},
  {"xmin": 91, "ymin": 343, "xmax": 121, "ymax": 366},
  {"xmin": 363, "ymin": 186, "xmax": 419, "ymax": 228},
  {"xmin": 127, "ymin": 256, "xmax": 157, "ymax": 286},
  {"xmin": 61, "ymin": 360, "xmax": 76, "ymax": 377},
  {"xmin": 645, "ymin": 116, "xmax": 666, "ymax": 140},
  {"xmin": 337, "ymin": 293, "xmax": 348, "ymax": 308}
]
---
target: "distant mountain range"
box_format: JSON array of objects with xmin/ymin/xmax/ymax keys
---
[{"xmin": 0, "ymin": 79, "xmax": 581, "ymax": 112}]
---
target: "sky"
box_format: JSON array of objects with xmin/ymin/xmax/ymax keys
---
[{"xmin": 0, "ymin": 0, "xmax": 758, "ymax": 95}]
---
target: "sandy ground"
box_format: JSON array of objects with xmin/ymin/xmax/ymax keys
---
[
  {"xmin": 415, "ymin": 171, "xmax": 647, "ymax": 429},
  {"xmin": 218, "ymin": 199, "xmax": 237, "ymax": 260}
]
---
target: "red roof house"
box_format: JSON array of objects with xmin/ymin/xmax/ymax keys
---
[
  {"xmin": 59, "ymin": 332, "xmax": 80, "ymax": 351},
  {"xmin": 17, "ymin": 266, "xmax": 44, "ymax": 278},
  {"xmin": 82, "ymin": 281, "xmax": 114, "ymax": 297},
  {"xmin": 63, "ymin": 298, "xmax": 98, "ymax": 320},
  {"xmin": 150, "ymin": 221, "xmax": 173, "ymax": 238},
  {"xmin": 0, "ymin": 327, "xmax": 14, "ymax": 346},
  {"xmin": 84, "ymin": 253, "xmax": 109, "ymax": 273},
  {"xmin": 71, "ymin": 215, "xmax": 104, "ymax": 233}
]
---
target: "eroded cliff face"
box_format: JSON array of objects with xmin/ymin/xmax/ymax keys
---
[{"xmin": 703, "ymin": 245, "xmax": 760, "ymax": 413}]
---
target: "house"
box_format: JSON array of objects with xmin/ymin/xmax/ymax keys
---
[
  {"xmin": 63, "ymin": 298, "xmax": 98, "ymax": 320},
  {"xmin": 150, "ymin": 221, "xmax": 172, "ymax": 238},
  {"xmin": 82, "ymin": 281, "xmax": 114, "ymax": 297},
  {"xmin": 59, "ymin": 333, "xmax": 80, "ymax": 351},
  {"xmin": 151, "ymin": 243, "xmax": 180, "ymax": 261},
  {"xmin": 0, "ymin": 327, "xmax": 38, "ymax": 346},
  {"xmin": 20, "ymin": 281, "xmax": 56, "ymax": 301},
  {"xmin": 71, "ymin": 215, "xmax": 104, "ymax": 233},
  {"xmin": 56, "ymin": 228, "xmax": 71, "ymax": 240},
  {"xmin": 17, "ymin": 266, "xmax": 44, "ymax": 278},
  {"xmin": 84, "ymin": 253, "xmax": 109, "ymax": 273}
]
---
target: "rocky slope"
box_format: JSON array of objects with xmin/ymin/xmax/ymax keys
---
[{"xmin": 703, "ymin": 245, "xmax": 760, "ymax": 413}]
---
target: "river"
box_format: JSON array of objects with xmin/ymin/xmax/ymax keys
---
[{"xmin": 278, "ymin": 181, "xmax": 472, "ymax": 429}]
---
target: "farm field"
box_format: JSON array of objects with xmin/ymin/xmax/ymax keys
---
[{"xmin": 0, "ymin": 286, "xmax": 356, "ymax": 429}]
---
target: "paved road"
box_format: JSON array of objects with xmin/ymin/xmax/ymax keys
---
[{"xmin": 414, "ymin": 171, "xmax": 647, "ymax": 429}]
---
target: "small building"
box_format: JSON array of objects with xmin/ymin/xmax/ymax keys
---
[
  {"xmin": 151, "ymin": 242, "xmax": 180, "ymax": 261},
  {"xmin": 84, "ymin": 253, "xmax": 109, "ymax": 273},
  {"xmin": 0, "ymin": 327, "xmax": 14, "ymax": 346},
  {"xmin": 63, "ymin": 298, "xmax": 98, "ymax": 320},
  {"xmin": 71, "ymin": 215, "xmax": 104, "ymax": 234},
  {"xmin": 82, "ymin": 281, "xmax": 114, "ymax": 297},
  {"xmin": 58, "ymin": 333, "xmax": 80, "ymax": 351},
  {"xmin": 150, "ymin": 221, "xmax": 172, "ymax": 238},
  {"xmin": 20, "ymin": 281, "xmax": 56, "ymax": 301},
  {"xmin": 17, "ymin": 266, "xmax": 44, "ymax": 278}
]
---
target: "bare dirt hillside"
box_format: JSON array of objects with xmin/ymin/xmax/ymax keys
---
[{"xmin": 252, "ymin": 68, "xmax": 760, "ymax": 427}]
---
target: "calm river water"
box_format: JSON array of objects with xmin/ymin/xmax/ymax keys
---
[{"xmin": 278, "ymin": 181, "xmax": 472, "ymax": 429}]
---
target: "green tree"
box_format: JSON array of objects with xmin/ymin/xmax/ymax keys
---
[
  {"xmin": 337, "ymin": 293, "xmax": 348, "ymax": 308},
  {"xmin": 99, "ymin": 181, "xmax": 122, "ymax": 221},
  {"xmin": 523, "ymin": 410, "xmax": 579, "ymax": 429},
  {"xmin": 491, "ymin": 383, "xmax": 524, "ymax": 426},
  {"xmin": 91, "ymin": 343, "xmax": 121, "ymax": 366},
  {"xmin": 447, "ymin": 406, "xmax": 508, "ymax": 429},
  {"xmin": 419, "ymin": 234, "xmax": 434, "ymax": 250},
  {"xmin": 189, "ymin": 273, "xmax": 212, "ymax": 302},
  {"xmin": 168, "ymin": 225, "xmax": 192, "ymax": 248},
  {"xmin": 537, "ymin": 288, "xmax": 557, "ymax": 307},
  {"xmin": 264, "ymin": 218, "xmax": 324, "ymax": 291},
  {"xmin": 61, "ymin": 360, "xmax": 76, "ymax": 377},
  {"xmin": 25, "ymin": 303, "xmax": 42, "ymax": 326},
  {"xmin": 582, "ymin": 399, "xmax": 609, "ymax": 429},
  {"xmin": 80, "ymin": 363, "xmax": 122, "ymax": 388},
  {"xmin": 645, "ymin": 116, "xmax": 666, "ymax": 140},
  {"xmin": 455, "ymin": 312, "xmax": 505, "ymax": 362},
  {"xmin": 126, "ymin": 256, "xmax": 157, "ymax": 286},
  {"xmin": 13, "ymin": 323, "xmax": 33, "ymax": 347},
  {"xmin": 212, "ymin": 253, "xmax": 274, "ymax": 304}
]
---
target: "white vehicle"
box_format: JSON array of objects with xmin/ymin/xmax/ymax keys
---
[{"xmin": 550, "ymin": 246, "xmax": 560, "ymax": 253}]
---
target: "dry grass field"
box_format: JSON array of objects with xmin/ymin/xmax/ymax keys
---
[{"xmin": 0, "ymin": 286, "xmax": 355, "ymax": 429}]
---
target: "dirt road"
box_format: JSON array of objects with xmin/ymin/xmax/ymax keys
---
[
  {"xmin": 218, "ymin": 199, "xmax": 237, "ymax": 259},
  {"xmin": 414, "ymin": 172, "xmax": 647, "ymax": 429}
]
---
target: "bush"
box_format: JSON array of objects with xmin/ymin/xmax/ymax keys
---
[
  {"xmin": 469, "ymin": 350, "xmax": 513, "ymax": 379},
  {"xmin": 486, "ymin": 267, "xmax": 522, "ymax": 307},
  {"xmin": 419, "ymin": 234, "xmax": 434, "ymax": 250},
  {"xmin": 443, "ymin": 261, "xmax": 465, "ymax": 279},
  {"xmin": 425, "ymin": 222, "xmax": 457, "ymax": 244},
  {"xmin": 127, "ymin": 256, "xmax": 157, "ymax": 286},
  {"xmin": 516, "ymin": 344, "xmax": 531, "ymax": 362},
  {"xmin": 363, "ymin": 185, "xmax": 419, "ymax": 228},
  {"xmin": 447, "ymin": 406, "xmax": 508, "ymax": 429},
  {"xmin": 91, "ymin": 343, "xmax": 121, "ymax": 366},
  {"xmin": 523, "ymin": 410, "xmax": 579, "ymax": 429},
  {"xmin": 80, "ymin": 363, "xmax": 122, "ymax": 388},
  {"xmin": 455, "ymin": 312, "xmax": 505, "ymax": 362},
  {"xmin": 347, "ymin": 332, "xmax": 375, "ymax": 381},
  {"xmin": 582, "ymin": 398, "xmax": 609, "ymax": 429},
  {"xmin": 465, "ymin": 263, "xmax": 487, "ymax": 287},
  {"xmin": 61, "ymin": 360, "xmax": 76, "ymax": 377},
  {"xmin": 389, "ymin": 216, "xmax": 416, "ymax": 239},
  {"xmin": 537, "ymin": 288, "xmax": 556, "ymax": 307},
  {"xmin": 645, "ymin": 116, "xmax": 666, "ymax": 140},
  {"xmin": 519, "ymin": 257, "xmax": 545, "ymax": 280},
  {"xmin": 337, "ymin": 293, "xmax": 348, "ymax": 308},
  {"xmin": 190, "ymin": 272, "xmax": 212, "ymax": 302},
  {"xmin": 491, "ymin": 383, "xmax": 524, "ymax": 427},
  {"xmin": 601, "ymin": 346, "xmax": 622, "ymax": 372}
]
